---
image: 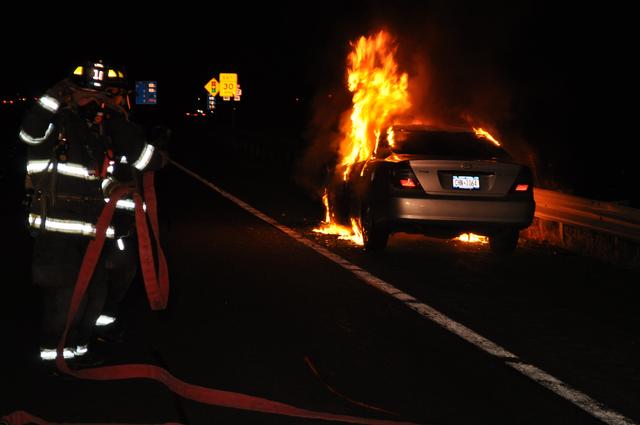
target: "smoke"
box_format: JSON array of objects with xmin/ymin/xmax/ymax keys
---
[
  {"xmin": 293, "ymin": 89, "xmax": 352, "ymax": 198},
  {"xmin": 291, "ymin": 26, "xmax": 355, "ymax": 198},
  {"xmin": 394, "ymin": 4, "xmax": 540, "ymax": 174}
]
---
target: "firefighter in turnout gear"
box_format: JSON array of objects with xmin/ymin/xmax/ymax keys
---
[{"xmin": 20, "ymin": 60, "xmax": 167, "ymax": 369}]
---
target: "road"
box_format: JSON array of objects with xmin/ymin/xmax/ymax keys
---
[{"xmin": 2, "ymin": 121, "xmax": 639, "ymax": 424}]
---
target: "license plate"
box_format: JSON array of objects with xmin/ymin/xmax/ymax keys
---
[{"xmin": 452, "ymin": 175, "xmax": 480, "ymax": 190}]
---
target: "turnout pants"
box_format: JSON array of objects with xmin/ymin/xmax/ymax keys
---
[
  {"xmin": 32, "ymin": 232, "xmax": 109, "ymax": 348},
  {"xmin": 102, "ymin": 232, "xmax": 138, "ymax": 321}
]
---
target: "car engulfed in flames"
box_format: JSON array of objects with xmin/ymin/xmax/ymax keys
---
[
  {"xmin": 313, "ymin": 30, "xmax": 535, "ymax": 253},
  {"xmin": 326, "ymin": 125, "xmax": 535, "ymax": 253}
]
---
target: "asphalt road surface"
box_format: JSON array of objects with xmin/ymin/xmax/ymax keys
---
[{"xmin": 2, "ymin": 122, "xmax": 639, "ymax": 424}]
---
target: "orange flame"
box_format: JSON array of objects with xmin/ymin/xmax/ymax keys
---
[
  {"xmin": 386, "ymin": 126, "xmax": 396, "ymax": 148},
  {"xmin": 341, "ymin": 31, "xmax": 411, "ymax": 179},
  {"xmin": 313, "ymin": 190, "xmax": 364, "ymax": 244},
  {"xmin": 322, "ymin": 189, "xmax": 331, "ymax": 223},
  {"xmin": 314, "ymin": 31, "xmax": 410, "ymax": 245},
  {"xmin": 473, "ymin": 127, "xmax": 501, "ymax": 146},
  {"xmin": 457, "ymin": 233, "xmax": 489, "ymax": 244}
]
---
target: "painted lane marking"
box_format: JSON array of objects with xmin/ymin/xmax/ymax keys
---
[{"xmin": 172, "ymin": 160, "xmax": 636, "ymax": 425}]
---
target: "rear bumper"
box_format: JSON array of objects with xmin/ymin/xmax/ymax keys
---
[{"xmin": 377, "ymin": 195, "xmax": 535, "ymax": 233}]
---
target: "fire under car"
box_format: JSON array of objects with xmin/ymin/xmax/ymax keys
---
[{"xmin": 328, "ymin": 125, "xmax": 536, "ymax": 253}]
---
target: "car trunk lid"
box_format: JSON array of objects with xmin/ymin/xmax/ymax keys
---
[{"xmin": 408, "ymin": 159, "xmax": 521, "ymax": 197}]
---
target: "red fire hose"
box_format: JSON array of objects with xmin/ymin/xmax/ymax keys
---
[{"xmin": 3, "ymin": 172, "xmax": 419, "ymax": 425}]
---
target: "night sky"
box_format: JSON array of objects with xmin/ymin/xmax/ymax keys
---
[{"xmin": 2, "ymin": 1, "xmax": 636, "ymax": 203}]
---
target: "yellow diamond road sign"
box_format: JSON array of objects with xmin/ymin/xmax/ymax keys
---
[
  {"xmin": 219, "ymin": 73, "xmax": 237, "ymax": 98},
  {"xmin": 204, "ymin": 77, "xmax": 218, "ymax": 96}
]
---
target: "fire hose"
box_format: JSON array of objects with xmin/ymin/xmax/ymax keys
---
[{"xmin": 2, "ymin": 172, "xmax": 419, "ymax": 425}]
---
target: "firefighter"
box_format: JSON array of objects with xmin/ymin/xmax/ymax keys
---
[{"xmin": 20, "ymin": 60, "xmax": 167, "ymax": 370}]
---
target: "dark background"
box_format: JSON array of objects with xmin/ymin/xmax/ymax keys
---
[{"xmin": 1, "ymin": 1, "xmax": 637, "ymax": 205}]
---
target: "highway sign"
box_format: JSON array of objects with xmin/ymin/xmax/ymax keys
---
[
  {"xmin": 204, "ymin": 77, "xmax": 218, "ymax": 96},
  {"xmin": 135, "ymin": 81, "xmax": 158, "ymax": 105},
  {"xmin": 219, "ymin": 73, "xmax": 237, "ymax": 97}
]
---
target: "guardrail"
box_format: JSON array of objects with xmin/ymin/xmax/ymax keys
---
[
  {"xmin": 534, "ymin": 188, "xmax": 640, "ymax": 243},
  {"xmin": 525, "ymin": 188, "xmax": 640, "ymax": 269}
]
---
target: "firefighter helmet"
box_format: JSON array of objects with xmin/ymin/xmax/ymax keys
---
[{"xmin": 70, "ymin": 60, "xmax": 128, "ymax": 93}]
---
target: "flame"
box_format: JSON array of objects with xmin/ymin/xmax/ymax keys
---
[
  {"xmin": 340, "ymin": 31, "xmax": 410, "ymax": 180},
  {"xmin": 322, "ymin": 189, "xmax": 331, "ymax": 223},
  {"xmin": 457, "ymin": 233, "xmax": 489, "ymax": 244},
  {"xmin": 314, "ymin": 31, "xmax": 410, "ymax": 245},
  {"xmin": 386, "ymin": 126, "xmax": 396, "ymax": 148},
  {"xmin": 473, "ymin": 127, "xmax": 501, "ymax": 146},
  {"xmin": 313, "ymin": 190, "xmax": 364, "ymax": 244}
]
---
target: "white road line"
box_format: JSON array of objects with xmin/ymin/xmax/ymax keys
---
[{"xmin": 172, "ymin": 160, "xmax": 637, "ymax": 425}]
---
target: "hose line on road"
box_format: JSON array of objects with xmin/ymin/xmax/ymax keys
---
[
  {"xmin": 2, "ymin": 169, "xmax": 421, "ymax": 425},
  {"xmin": 304, "ymin": 355, "xmax": 401, "ymax": 417}
]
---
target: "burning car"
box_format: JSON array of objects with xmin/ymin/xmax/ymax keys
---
[{"xmin": 327, "ymin": 124, "xmax": 535, "ymax": 253}]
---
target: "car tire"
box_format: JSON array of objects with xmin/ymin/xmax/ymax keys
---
[
  {"xmin": 361, "ymin": 203, "xmax": 389, "ymax": 251},
  {"xmin": 489, "ymin": 229, "xmax": 519, "ymax": 255},
  {"xmin": 329, "ymin": 181, "xmax": 350, "ymax": 225}
]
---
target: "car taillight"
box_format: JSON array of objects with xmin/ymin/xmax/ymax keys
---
[
  {"xmin": 399, "ymin": 178, "xmax": 417, "ymax": 188},
  {"xmin": 391, "ymin": 163, "xmax": 422, "ymax": 190},
  {"xmin": 510, "ymin": 167, "xmax": 533, "ymax": 193}
]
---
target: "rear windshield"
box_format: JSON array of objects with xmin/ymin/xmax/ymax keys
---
[{"xmin": 390, "ymin": 131, "xmax": 509, "ymax": 159}]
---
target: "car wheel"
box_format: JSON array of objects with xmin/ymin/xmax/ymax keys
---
[
  {"xmin": 329, "ymin": 181, "xmax": 350, "ymax": 225},
  {"xmin": 489, "ymin": 229, "xmax": 520, "ymax": 255},
  {"xmin": 361, "ymin": 203, "xmax": 389, "ymax": 251}
]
